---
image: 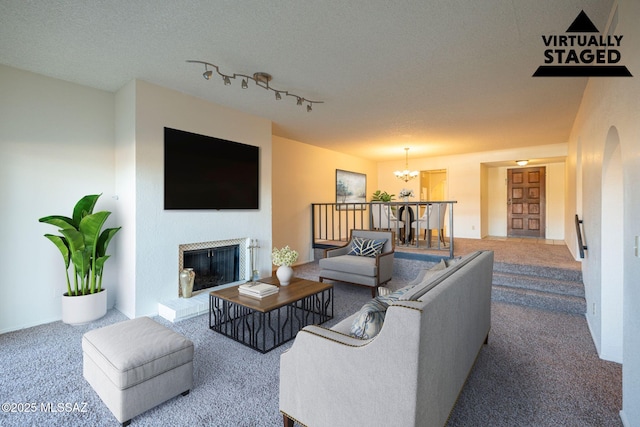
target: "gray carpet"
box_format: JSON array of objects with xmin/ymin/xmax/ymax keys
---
[{"xmin": 0, "ymin": 260, "xmax": 621, "ymax": 427}]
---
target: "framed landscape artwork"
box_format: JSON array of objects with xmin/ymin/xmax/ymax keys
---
[{"xmin": 335, "ymin": 169, "xmax": 366, "ymax": 209}]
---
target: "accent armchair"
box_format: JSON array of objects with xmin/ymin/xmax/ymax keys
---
[{"xmin": 319, "ymin": 229, "xmax": 395, "ymax": 297}]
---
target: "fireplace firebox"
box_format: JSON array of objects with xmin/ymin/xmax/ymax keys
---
[
  {"xmin": 178, "ymin": 239, "xmax": 248, "ymax": 296},
  {"xmin": 183, "ymin": 245, "xmax": 239, "ymax": 292}
]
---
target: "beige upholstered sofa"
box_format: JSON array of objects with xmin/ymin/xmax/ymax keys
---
[
  {"xmin": 280, "ymin": 250, "xmax": 494, "ymax": 427},
  {"xmin": 318, "ymin": 229, "xmax": 395, "ymax": 297}
]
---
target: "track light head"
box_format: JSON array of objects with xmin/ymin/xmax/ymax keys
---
[
  {"xmin": 241, "ymin": 79, "xmax": 248, "ymax": 89},
  {"xmin": 275, "ymin": 91, "xmax": 281, "ymax": 100},
  {"xmin": 203, "ymin": 70, "xmax": 213, "ymax": 80}
]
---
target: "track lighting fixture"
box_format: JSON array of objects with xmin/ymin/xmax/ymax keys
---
[{"xmin": 187, "ymin": 60, "xmax": 323, "ymax": 111}]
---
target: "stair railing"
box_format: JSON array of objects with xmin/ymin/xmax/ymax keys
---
[{"xmin": 574, "ymin": 214, "xmax": 588, "ymax": 259}]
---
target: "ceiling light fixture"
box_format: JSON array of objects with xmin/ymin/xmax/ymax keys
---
[
  {"xmin": 187, "ymin": 60, "xmax": 323, "ymax": 112},
  {"xmin": 203, "ymin": 65, "xmax": 212, "ymax": 80},
  {"xmin": 394, "ymin": 148, "xmax": 419, "ymax": 182},
  {"xmin": 516, "ymin": 160, "xmax": 529, "ymax": 166}
]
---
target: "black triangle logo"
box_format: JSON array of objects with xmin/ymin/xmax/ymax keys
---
[{"xmin": 566, "ymin": 10, "xmax": 599, "ymax": 32}]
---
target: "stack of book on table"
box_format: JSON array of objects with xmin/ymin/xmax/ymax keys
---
[{"xmin": 238, "ymin": 282, "xmax": 279, "ymax": 298}]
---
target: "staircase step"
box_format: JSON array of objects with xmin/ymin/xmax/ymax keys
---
[
  {"xmin": 494, "ymin": 261, "xmax": 582, "ymax": 283},
  {"xmin": 493, "ymin": 272, "xmax": 585, "ymax": 298},
  {"xmin": 492, "ymin": 285, "xmax": 586, "ymax": 315},
  {"xmin": 490, "ymin": 261, "xmax": 585, "ymax": 315}
]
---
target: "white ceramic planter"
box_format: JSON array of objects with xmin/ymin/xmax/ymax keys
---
[
  {"xmin": 276, "ymin": 265, "xmax": 294, "ymax": 286},
  {"xmin": 61, "ymin": 289, "xmax": 107, "ymax": 325}
]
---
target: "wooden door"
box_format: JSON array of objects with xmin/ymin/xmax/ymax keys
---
[{"xmin": 507, "ymin": 167, "xmax": 546, "ymax": 238}]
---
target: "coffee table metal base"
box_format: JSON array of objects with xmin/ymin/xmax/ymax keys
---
[{"xmin": 209, "ymin": 288, "xmax": 333, "ymax": 353}]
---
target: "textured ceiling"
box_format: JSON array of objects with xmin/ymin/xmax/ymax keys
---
[{"xmin": 0, "ymin": 0, "xmax": 615, "ymax": 161}]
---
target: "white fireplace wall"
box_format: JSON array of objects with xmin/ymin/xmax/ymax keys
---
[{"xmin": 115, "ymin": 79, "xmax": 273, "ymax": 318}]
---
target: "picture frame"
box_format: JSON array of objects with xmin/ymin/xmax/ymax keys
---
[{"xmin": 335, "ymin": 169, "xmax": 366, "ymax": 209}]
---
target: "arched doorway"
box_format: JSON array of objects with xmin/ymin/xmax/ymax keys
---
[{"xmin": 601, "ymin": 126, "xmax": 623, "ymax": 363}]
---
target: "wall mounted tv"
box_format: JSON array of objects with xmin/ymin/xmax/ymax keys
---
[{"xmin": 164, "ymin": 127, "xmax": 259, "ymax": 210}]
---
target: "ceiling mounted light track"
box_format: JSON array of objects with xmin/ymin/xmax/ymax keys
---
[{"xmin": 187, "ymin": 60, "xmax": 323, "ymax": 112}]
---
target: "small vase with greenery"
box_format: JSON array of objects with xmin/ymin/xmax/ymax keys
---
[
  {"xmin": 371, "ymin": 190, "xmax": 395, "ymax": 202},
  {"xmin": 39, "ymin": 194, "xmax": 121, "ymax": 297},
  {"xmin": 399, "ymin": 188, "xmax": 415, "ymax": 201}
]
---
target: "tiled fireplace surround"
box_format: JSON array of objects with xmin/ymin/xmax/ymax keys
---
[{"xmin": 158, "ymin": 238, "xmax": 250, "ymax": 322}]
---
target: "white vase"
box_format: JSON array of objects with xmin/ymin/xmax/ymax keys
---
[
  {"xmin": 276, "ymin": 265, "xmax": 294, "ymax": 286},
  {"xmin": 61, "ymin": 289, "xmax": 107, "ymax": 325}
]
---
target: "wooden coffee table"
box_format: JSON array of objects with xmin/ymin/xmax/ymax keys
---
[{"xmin": 209, "ymin": 276, "xmax": 333, "ymax": 353}]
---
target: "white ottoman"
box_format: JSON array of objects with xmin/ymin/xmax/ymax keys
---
[{"xmin": 82, "ymin": 317, "xmax": 194, "ymax": 426}]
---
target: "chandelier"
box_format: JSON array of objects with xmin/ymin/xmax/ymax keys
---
[
  {"xmin": 394, "ymin": 147, "xmax": 419, "ymax": 182},
  {"xmin": 186, "ymin": 60, "xmax": 323, "ymax": 112}
]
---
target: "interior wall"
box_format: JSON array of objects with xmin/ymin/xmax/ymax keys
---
[
  {"xmin": 272, "ymin": 136, "xmax": 378, "ymax": 264},
  {"xmin": 565, "ymin": 0, "xmax": 640, "ymax": 421},
  {"xmin": 377, "ymin": 144, "xmax": 567, "ymax": 240},
  {"xmin": 0, "ymin": 65, "xmax": 116, "ymax": 333},
  {"xmin": 487, "ymin": 167, "xmax": 507, "ymax": 237},
  {"xmin": 114, "ymin": 80, "xmax": 137, "ymax": 318},
  {"xmin": 480, "ymin": 164, "xmax": 489, "ymax": 237},
  {"xmin": 124, "ymin": 80, "xmax": 273, "ymax": 318},
  {"xmin": 601, "ymin": 132, "xmax": 623, "ymax": 362}
]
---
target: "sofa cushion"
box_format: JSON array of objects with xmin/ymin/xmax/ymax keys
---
[
  {"xmin": 445, "ymin": 256, "xmax": 462, "ymax": 267},
  {"xmin": 398, "ymin": 259, "xmax": 449, "ymax": 301},
  {"xmin": 319, "ymin": 254, "xmax": 377, "ymax": 276},
  {"xmin": 349, "ymin": 287, "xmax": 410, "ymax": 339},
  {"xmin": 347, "ymin": 258, "xmax": 454, "ymax": 339},
  {"xmin": 348, "ymin": 237, "xmax": 387, "ymax": 257},
  {"xmin": 350, "ymin": 297, "xmax": 389, "ymax": 339}
]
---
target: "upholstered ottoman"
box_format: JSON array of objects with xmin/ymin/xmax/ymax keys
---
[{"xmin": 82, "ymin": 317, "xmax": 194, "ymax": 426}]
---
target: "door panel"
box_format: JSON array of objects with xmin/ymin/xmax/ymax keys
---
[{"xmin": 507, "ymin": 167, "xmax": 546, "ymax": 238}]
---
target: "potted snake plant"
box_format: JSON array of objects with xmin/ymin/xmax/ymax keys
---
[{"xmin": 38, "ymin": 194, "xmax": 121, "ymax": 325}]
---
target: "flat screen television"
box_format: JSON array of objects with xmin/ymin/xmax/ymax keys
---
[{"xmin": 164, "ymin": 127, "xmax": 259, "ymax": 210}]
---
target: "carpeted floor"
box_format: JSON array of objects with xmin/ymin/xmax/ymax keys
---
[
  {"xmin": 0, "ymin": 251, "xmax": 621, "ymax": 427},
  {"xmin": 399, "ymin": 237, "xmax": 582, "ymax": 270}
]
